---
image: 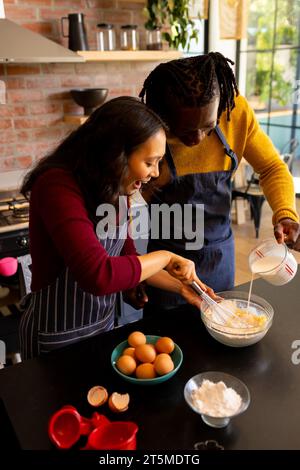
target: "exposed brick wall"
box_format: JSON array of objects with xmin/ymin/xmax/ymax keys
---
[
  {"xmin": 3, "ymin": 0, "xmax": 147, "ymax": 49},
  {"xmin": 0, "ymin": 0, "xmax": 160, "ymax": 173}
]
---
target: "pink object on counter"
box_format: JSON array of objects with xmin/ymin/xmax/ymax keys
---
[{"xmin": 0, "ymin": 257, "xmax": 18, "ymax": 277}]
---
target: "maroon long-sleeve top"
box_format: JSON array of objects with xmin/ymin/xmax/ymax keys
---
[{"xmin": 29, "ymin": 168, "xmax": 141, "ymax": 295}]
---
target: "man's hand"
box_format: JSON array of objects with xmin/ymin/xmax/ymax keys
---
[
  {"xmin": 123, "ymin": 282, "xmax": 148, "ymax": 309},
  {"xmin": 273, "ymin": 218, "xmax": 300, "ymax": 249},
  {"xmin": 180, "ymin": 283, "xmax": 221, "ymax": 309},
  {"xmin": 288, "ymin": 233, "xmax": 300, "ymax": 252}
]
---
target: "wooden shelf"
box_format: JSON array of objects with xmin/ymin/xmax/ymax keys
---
[
  {"xmin": 64, "ymin": 115, "xmax": 88, "ymax": 125},
  {"xmin": 77, "ymin": 50, "xmax": 183, "ymax": 62}
]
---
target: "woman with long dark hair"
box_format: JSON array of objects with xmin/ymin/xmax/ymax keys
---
[{"xmin": 20, "ymin": 96, "xmax": 212, "ymax": 360}]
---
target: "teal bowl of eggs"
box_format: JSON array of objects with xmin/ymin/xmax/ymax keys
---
[{"xmin": 111, "ymin": 334, "xmax": 183, "ymax": 385}]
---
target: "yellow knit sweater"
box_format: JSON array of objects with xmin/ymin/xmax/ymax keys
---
[{"xmin": 149, "ymin": 95, "xmax": 298, "ymax": 225}]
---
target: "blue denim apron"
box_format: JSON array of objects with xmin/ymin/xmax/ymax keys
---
[{"xmin": 146, "ymin": 125, "xmax": 238, "ymax": 309}]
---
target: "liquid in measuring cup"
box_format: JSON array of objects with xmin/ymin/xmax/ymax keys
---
[
  {"xmin": 246, "ymin": 239, "xmax": 298, "ymax": 311},
  {"xmin": 251, "ymin": 255, "xmax": 284, "ymax": 273},
  {"xmin": 249, "ymin": 238, "xmax": 297, "ymax": 286}
]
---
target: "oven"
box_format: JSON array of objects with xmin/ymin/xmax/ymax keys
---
[
  {"xmin": 0, "ymin": 193, "xmax": 30, "ymax": 361},
  {"xmin": 0, "ymin": 228, "xmax": 29, "ymax": 258},
  {"xmin": 0, "ymin": 194, "xmax": 29, "ymax": 286}
]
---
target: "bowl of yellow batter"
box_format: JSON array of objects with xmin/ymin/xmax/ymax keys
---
[{"xmin": 200, "ymin": 291, "xmax": 274, "ymax": 347}]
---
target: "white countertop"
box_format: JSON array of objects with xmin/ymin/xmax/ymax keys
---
[{"xmin": 0, "ymin": 170, "xmax": 28, "ymax": 192}]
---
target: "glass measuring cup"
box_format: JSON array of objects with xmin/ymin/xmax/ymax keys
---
[{"xmin": 249, "ymin": 238, "xmax": 297, "ymax": 285}]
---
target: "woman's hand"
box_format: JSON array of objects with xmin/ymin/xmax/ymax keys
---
[{"xmin": 165, "ymin": 253, "xmax": 205, "ymax": 286}]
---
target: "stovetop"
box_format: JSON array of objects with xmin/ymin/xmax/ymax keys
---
[{"xmin": 0, "ymin": 195, "xmax": 29, "ymax": 233}]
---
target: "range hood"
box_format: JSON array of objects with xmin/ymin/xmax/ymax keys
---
[{"xmin": 0, "ymin": 18, "xmax": 84, "ymax": 63}]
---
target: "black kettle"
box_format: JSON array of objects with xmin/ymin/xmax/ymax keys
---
[{"xmin": 61, "ymin": 13, "xmax": 89, "ymax": 51}]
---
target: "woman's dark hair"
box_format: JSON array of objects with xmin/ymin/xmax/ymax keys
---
[
  {"xmin": 139, "ymin": 52, "xmax": 239, "ymax": 122},
  {"xmin": 21, "ymin": 96, "xmax": 167, "ymax": 221}
]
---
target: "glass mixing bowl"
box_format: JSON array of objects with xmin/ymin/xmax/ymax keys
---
[{"xmin": 201, "ymin": 291, "xmax": 274, "ymax": 347}]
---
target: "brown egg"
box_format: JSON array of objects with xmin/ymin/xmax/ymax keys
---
[
  {"xmin": 116, "ymin": 355, "xmax": 136, "ymax": 375},
  {"xmin": 122, "ymin": 347, "xmax": 136, "ymax": 359},
  {"xmin": 135, "ymin": 344, "xmax": 156, "ymax": 363},
  {"xmin": 155, "ymin": 337, "xmax": 175, "ymax": 354},
  {"xmin": 154, "ymin": 353, "xmax": 174, "ymax": 376},
  {"xmin": 128, "ymin": 331, "xmax": 146, "ymax": 347},
  {"xmin": 136, "ymin": 363, "xmax": 156, "ymax": 379}
]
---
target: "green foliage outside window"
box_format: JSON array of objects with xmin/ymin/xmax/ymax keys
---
[
  {"xmin": 143, "ymin": 0, "xmax": 199, "ymax": 51},
  {"xmin": 246, "ymin": 0, "xmax": 299, "ymax": 107}
]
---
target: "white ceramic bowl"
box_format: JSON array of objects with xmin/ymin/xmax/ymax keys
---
[
  {"xmin": 201, "ymin": 291, "xmax": 274, "ymax": 347},
  {"xmin": 184, "ymin": 371, "xmax": 250, "ymax": 428}
]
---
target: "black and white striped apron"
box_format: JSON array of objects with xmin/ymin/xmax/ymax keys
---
[{"xmin": 19, "ymin": 223, "xmax": 127, "ymax": 360}]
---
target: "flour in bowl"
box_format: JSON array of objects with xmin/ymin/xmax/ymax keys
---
[
  {"xmin": 206, "ymin": 299, "xmax": 267, "ymax": 329},
  {"xmin": 191, "ymin": 379, "xmax": 242, "ymax": 417}
]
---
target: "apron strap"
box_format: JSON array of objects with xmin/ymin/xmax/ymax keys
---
[
  {"xmin": 214, "ymin": 125, "xmax": 238, "ymax": 171},
  {"xmin": 165, "ymin": 127, "xmax": 238, "ymax": 175}
]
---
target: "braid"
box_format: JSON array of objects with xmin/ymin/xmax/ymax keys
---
[
  {"xmin": 139, "ymin": 52, "xmax": 239, "ymax": 121},
  {"xmin": 206, "ymin": 52, "xmax": 239, "ymax": 120}
]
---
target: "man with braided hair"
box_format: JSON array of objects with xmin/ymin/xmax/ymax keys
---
[{"xmin": 138, "ymin": 52, "xmax": 300, "ymax": 311}]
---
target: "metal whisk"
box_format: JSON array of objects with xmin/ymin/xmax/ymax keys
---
[{"xmin": 191, "ymin": 281, "xmax": 248, "ymax": 326}]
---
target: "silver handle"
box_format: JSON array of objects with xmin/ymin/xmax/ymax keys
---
[
  {"xmin": 190, "ymin": 281, "xmax": 205, "ymax": 297},
  {"xmin": 190, "ymin": 281, "xmax": 214, "ymax": 306}
]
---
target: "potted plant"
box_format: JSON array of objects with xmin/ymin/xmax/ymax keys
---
[{"xmin": 143, "ymin": 0, "xmax": 199, "ymax": 51}]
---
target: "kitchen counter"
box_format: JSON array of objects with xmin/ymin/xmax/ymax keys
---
[{"xmin": 1, "ymin": 272, "xmax": 300, "ymax": 450}]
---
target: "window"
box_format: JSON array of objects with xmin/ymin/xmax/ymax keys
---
[{"xmin": 238, "ymin": 0, "xmax": 300, "ymax": 174}]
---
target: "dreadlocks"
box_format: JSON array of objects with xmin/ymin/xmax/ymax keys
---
[{"xmin": 139, "ymin": 52, "xmax": 239, "ymax": 122}]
